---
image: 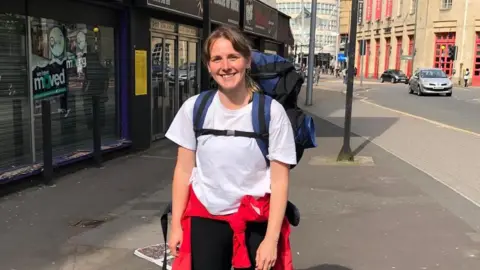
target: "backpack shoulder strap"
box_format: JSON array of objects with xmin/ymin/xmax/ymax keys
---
[
  {"xmin": 193, "ymin": 89, "xmax": 217, "ymax": 137},
  {"xmin": 252, "ymin": 92, "xmax": 272, "ymax": 166}
]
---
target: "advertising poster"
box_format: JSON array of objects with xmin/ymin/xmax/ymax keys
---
[{"xmin": 30, "ymin": 22, "xmax": 87, "ymax": 101}]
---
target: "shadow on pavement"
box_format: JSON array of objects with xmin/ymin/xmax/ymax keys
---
[
  {"xmin": 311, "ymin": 114, "xmax": 398, "ymax": 157},
  {"xmin": 299, "ymin": 264, "xmax": 353, "ymax": 270}
]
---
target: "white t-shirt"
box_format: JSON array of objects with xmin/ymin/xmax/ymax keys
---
[{"xmin": 165, "ymin": 91, "xmax": 297, "ymax": 215}]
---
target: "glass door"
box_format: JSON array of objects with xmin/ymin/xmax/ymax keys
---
[
  {"xmin": 151, "ymin": 35, "xmax": 177, "ymax": 140},
  {"xmin": 151, "ymin": 36, "xmax": 164, "ymax": 138},
  {"xmin": 178, "ymin": 39, "xmax": 199, "ymax": 105},
  {"xmin": 164, "ymin": 38, "xmax": 176, "ymax": 133}
]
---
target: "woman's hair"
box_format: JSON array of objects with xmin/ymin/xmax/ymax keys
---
[{"xmin": 202, "ymin": 25, "xmax": 260, "ymax": 93}]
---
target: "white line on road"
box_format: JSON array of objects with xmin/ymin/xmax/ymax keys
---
[{"xmin": 360, "ymin": 99, "xmax": 480, "ymax": 138}]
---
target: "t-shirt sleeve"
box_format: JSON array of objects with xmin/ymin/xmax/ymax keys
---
[
  {"xmin": 267, "ymin": 100, "xmax": 297, "ymax": 165},
  {"xmin": 165, "ymin": 95, "xmax": 198, "ymax": 151}
]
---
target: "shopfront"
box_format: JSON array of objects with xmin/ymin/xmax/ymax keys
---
[
  {"xmin": 133, "ymin": 0, "xmax": 241, "ymax": 141},
  {"xmin": 0, "ymin": 0, "xmax": 126, "ymax": 178},
  {"xmin": 149, "ymin": 19, "xmax": 201, "ymax": 140}
]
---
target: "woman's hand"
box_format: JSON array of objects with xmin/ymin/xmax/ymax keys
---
[
  {"xmin": 168, "ymin": 224, "xmax": 183, "ymax": 257},
  {"xmin": 255, "ymin": 237, "xmax": 278, "ymax": 270}
]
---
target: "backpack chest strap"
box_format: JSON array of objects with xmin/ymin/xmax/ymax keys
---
[{"xmin": 195, "ymin": 128, "xmax": 268, "ymax": 139}]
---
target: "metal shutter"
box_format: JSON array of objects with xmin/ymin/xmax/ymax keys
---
[{"xmin": 0, "ymin": 14, "xmax": 31, "ymax": 170}]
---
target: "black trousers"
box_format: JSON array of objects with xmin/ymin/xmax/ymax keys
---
[{"xmin": 191, "ymin": 216, "xmax": 268, "ymax": 270}]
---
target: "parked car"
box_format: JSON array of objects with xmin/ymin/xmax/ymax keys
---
[
  {"xmin": 380, "ymin": 69, "xmax": 409, "ymax": 84},
  {"xmin": 408, "ymin": 68, "xmax": 453, "ymax": 96}
]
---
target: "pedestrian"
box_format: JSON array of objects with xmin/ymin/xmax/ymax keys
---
[
  {"xmin": 315, "ymin": 64, "xmax": 321, "ymax": 85},
  {"xmin": 464, "ymin": 68, "xmax": 470, "ymax": 87},
  {"xmin": 165, "ymin": 25, "xmax": 297, "ymax": 270},
  {"xmin": 342, "ymin": 67, "xmax": 347, "ymax": 84}
]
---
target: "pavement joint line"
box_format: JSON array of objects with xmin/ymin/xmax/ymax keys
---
[{"xmin": 360, "ymin": 98, "xmax": 480, "ymax": 138}]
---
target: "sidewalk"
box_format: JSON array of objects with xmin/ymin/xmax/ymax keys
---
[{"xmin": 2, "ymin": 113, "xmax": 480, "ymax": 269}]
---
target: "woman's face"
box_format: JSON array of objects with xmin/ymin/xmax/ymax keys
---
[{"xmin": 207, "ymin": 37, "xmax": 250, "ymax": 93}]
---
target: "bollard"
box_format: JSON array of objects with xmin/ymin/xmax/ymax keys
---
[
  {"xmin": 92, "ymin": 95, "xmax": 102, "ymax": 167},
  {"xmin": 12, "ymin": 99, "xmax": 24, "ymax": 159},
  {"xmin": 41, "ymin": 100, "xmax": 53, "ymax": 184}
]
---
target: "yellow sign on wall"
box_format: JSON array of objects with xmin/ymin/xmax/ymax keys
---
[{"xmin": 135, "ymin": 50, "xmax": 147, "ymax": 96}]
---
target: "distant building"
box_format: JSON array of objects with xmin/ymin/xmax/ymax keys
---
[
  {"xmin": 353, "ymin": 0, "xmax": 480, "ymax": 86},
  {"xmin": 262, "ymin": 0, "xmax": 277, "ymax": 7},
  {"xmin": 277, "ymin": 0, "xmax": 340, "ymax": 65}
]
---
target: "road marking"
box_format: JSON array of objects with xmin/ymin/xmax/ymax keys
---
[{"xmin": 360, "ymin": 99, "xmax": 480, "ymax": 138}]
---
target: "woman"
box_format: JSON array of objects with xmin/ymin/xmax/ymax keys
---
[{"xmin": 165, "ymin": 25, "xmax": 297, "ymax": 270}]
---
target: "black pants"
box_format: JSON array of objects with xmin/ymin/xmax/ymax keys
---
[{"xmin": 191, "ymin": 217, "xmax": 267, "ymax": 270}]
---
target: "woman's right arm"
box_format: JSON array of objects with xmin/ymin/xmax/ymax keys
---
[{"xmin": 171, "ymin": 146, "xmax": 196, "ymax": 229}]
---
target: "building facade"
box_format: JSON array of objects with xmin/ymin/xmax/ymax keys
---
[
  {"xmin": 354, "ymin": 0, "xmax": 480, "ymax": 85},
  {"xmin": 338, "ymin": 0, "xmax": 351, "ymax": 65},
  {"xmin": 277, "ymin": 0, "xmax": 340, "ymax": 65},
  {"xmin": 0, "ymin": 0, "xmax": 293, "ymax": 183}
]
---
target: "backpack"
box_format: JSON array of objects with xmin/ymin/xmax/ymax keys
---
[{"xmin": 193, "ymin": 51, "xmax": 317, "ymax": 168}]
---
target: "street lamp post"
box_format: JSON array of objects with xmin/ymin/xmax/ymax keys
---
[{"xmin": 305, "ymin": 0, "xmax": 318, "ymax": 106}]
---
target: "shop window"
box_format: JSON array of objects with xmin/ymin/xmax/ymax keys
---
[
  {"xmin": 30, "ymin": 18, "xmax": 119, "ymax": 162},
  {"xmin": 0, "ymin": 14, "xmax": 31, "ymax": 169}
]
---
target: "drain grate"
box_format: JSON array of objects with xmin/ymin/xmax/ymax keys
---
[{"xmin": 70, "ymin": 218, "xmax": 109, "ymax": 228}]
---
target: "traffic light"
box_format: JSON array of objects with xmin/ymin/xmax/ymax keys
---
[
  {"xmin": 359, "ymin": 40, "xmax": 366, "ymax": 56},
  {"xmin": 448, "ymin": 45, "xmax": 458, "ymax": 60}
]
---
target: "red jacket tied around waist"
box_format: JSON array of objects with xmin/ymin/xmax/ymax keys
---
[{"xmin": 172, "ymin": 186, "xmax": 293, "ymax": 270}]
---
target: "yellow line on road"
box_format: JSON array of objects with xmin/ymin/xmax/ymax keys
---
[{"xmin": 360, "ymin": 99, "xmax": 480, "ymax": 138}]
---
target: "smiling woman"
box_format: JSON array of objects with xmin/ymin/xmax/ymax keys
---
[{"xmin": 165, "ymin": 26, "xmax": 297, "ymax": 270}]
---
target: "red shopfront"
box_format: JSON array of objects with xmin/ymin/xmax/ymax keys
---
[
  {"xmin": 434, "ymin": 32, "xmax": 456, "ymax": 77},
  {"xmin": 472, "ymin": 32, "xmax": 480, "ymax": 86}
]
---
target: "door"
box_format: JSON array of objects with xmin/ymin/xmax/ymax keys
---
[
  {"xmin": 434, "ymin": 32, "xmax": 456, "ymax": 77},
  {"xmin": 395, "ymin": 37, "xmax": 402, "ymax": 70},
  {"xmin": 374, "ymin": 39, "xmax": 380, "ymax": 78},
  {"xmin": 385, "ymin": 38, "xmax": 391, "ymax": 71},
  {"xmin": 364, "ymin": 41, "xmax": 370, "ymax": 78},
  {"xmin": 151, "ymin": 35, "xmax": 177, "ymax": 139},
  {"xmin": 407, "ymin": 36, "xmax": 414, "ymax": 76},
  {"xmin": 178, "ymin": 39, "xmax": 199, "ymax": 105},
  {"xmin": 472, "ymin": 32, "xmax": 480, "ymax": 86}
]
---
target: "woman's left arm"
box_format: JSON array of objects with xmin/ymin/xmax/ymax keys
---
[
  {"xmin": 255, "ymin": 102, "xmax": 297, "ymax": 270},
  {"xmin": 265, "ymin": 160, "xmax": 290, "ymax": 242}
]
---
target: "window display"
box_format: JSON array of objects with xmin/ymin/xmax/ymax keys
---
[
  {"xmin": 30, "ymin": 18, "xmax": 118, "ymax": 160},
  {"xmin": 0, "ymin": 13, "xmax": 119, "ymax": 172}
]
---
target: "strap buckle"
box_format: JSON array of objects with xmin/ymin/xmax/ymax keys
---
[{"xmin": 225, "ymin": 130, "xmax": 236, "ymax": 136}]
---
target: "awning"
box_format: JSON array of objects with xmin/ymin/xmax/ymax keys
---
[{"xmin": 278, "ymin": 12, "xmax": 294, "ymax": 46}]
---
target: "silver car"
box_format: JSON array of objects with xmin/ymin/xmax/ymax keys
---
[{"xmin": 408, "ymin": 68, "xmax": 453, "ymax": 96}]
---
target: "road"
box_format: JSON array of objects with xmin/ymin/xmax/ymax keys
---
[{"xmin": 355, "ymin": 82, "xmax": 480, "ymax": 134}]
